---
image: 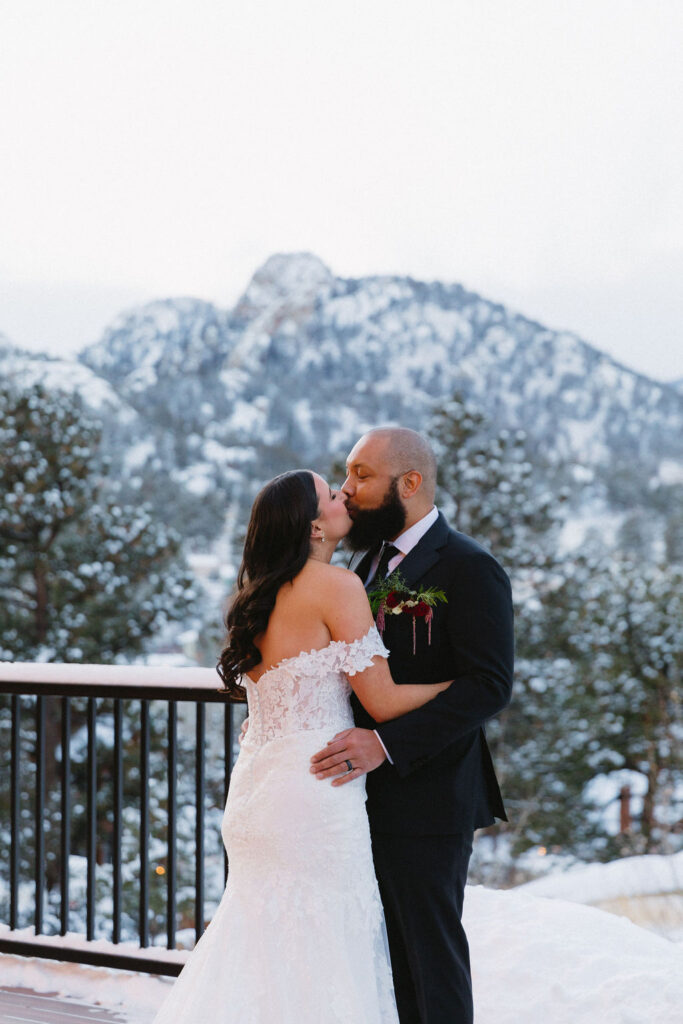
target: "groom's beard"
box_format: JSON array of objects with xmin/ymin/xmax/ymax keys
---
[{"xmin": 344, "ymin": 478, "xmax": 407, "ymax": 552}]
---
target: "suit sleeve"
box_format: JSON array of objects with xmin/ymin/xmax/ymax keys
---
[{"xmin": 375, "ymin": 549, "xmax": 514, "ymax": 778}]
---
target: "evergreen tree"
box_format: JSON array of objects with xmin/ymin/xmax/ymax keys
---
[
  {"xmin": 0, "ymin": 381, "xmax": 197, "ymax": 662},
  {"xmin": 486, "ymin": 555, "xmax": 683, "ymax": 865},
  {"xmin": 430, "ymin": 393, "xmax": 566, "ymax": 572},
  {"xmin": 484, "ymin": 652, "xmax": 606, "ymax": 864},
  {"xmin": 533, "ymin": 556, "xmax": 683, "ymax": 856}
]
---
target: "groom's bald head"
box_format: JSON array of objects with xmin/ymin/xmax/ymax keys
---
[
  {"xmin": 342, "ymin": 427, "xmax": 437, "ymax": 544},
  {"xmin": 353, "ymin": 427, "xmax": 438, "ymax": 503}
]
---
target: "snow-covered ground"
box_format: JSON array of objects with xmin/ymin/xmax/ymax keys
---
[
  {"xmin": 2, "ymin": 884, "xmax": 682, "ymax": 1023},
  {"xmin": 519, "ymin": 850, "xmax": 683, "ymax": 941},
  {"xmin": 520, "ymin": 850, "xmax": 683, "ymax": 904},
  {"xmin": 466, "ymin": 886, "xmax": 682, "ymax": 1023}
]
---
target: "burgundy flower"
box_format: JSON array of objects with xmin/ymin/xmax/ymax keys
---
[
  {"xmin": 413, "ymin": 600, "xmax": 431, "ymax": 618},
  {"xmin": 385, "ymin": 591, "xmax": 401, "ymax": 608}
]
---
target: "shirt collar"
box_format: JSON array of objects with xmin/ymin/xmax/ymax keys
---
[{"xmin": 391, "ymin": 506, "xmax": 439, "ymax": 557}]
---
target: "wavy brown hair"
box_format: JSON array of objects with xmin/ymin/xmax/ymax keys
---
[{"xmin": 216, "ymin": 470, "xmax": 319, "ymax": 700}]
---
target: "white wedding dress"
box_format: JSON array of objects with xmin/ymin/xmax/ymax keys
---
[{"xmin": 152, "ymin": 626, "xmax": 399, "ymax": 1024}]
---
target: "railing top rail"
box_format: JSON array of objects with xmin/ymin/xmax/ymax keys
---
[{"xmin": 0, "ymin": 661, "xmax": 235, "ymax": 702}]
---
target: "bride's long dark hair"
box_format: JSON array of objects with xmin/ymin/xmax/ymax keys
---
[{"xmin": 216, "ymin": 470, "xmax": 319, "ymax": 700}]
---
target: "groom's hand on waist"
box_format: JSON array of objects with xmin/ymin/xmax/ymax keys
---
[{"xmin": 310, "ymin": 728, "xmax": 386, "ymax": 786}]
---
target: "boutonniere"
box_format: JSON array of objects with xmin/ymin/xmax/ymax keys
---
[{"xmin": 368, "ymin": 571, "xmax": 448, "ymax": 654}]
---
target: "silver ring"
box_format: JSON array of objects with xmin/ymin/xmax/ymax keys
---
[{"xmin": 345, "ymin": 759, "xmax": 353, "ymax": 772}]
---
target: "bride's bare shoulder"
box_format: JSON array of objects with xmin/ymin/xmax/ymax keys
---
[{"xmin": 297, "ymin": 561, "xmax": 366, "ymax": 599}]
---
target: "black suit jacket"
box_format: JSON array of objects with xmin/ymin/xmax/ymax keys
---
[{"xmin": 351, "ymin": 512, "xmax": 514, "ymax": 835}]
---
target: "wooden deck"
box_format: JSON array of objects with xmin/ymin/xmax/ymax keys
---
[{"xmin": 0, "ymin": 987, "xmax": 128, "ymax": 1024}]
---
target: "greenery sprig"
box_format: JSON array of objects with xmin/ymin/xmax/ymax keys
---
[{"xmin": 367, "ymin": 570, "xmax": 447, "ymax": 616}]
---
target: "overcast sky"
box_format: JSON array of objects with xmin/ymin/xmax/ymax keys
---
[{"xmin": 1, "ymin": 0, "xmax": 682, "ymax": 381}]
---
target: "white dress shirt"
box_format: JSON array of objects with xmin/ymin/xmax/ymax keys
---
[{"xmin": 368, "ymin": 506, "xmax": 440, "ymax": 763}]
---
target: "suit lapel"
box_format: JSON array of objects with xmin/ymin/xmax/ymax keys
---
[{"xmin": 393, "ymin": 513, "xmax": 449, "ymax": 589}]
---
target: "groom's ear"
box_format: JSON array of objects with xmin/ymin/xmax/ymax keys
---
[{"xmin": 399, "ymin": 471, "xmax": 423, "ymax": 499}]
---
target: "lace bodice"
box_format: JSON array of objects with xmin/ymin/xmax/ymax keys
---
[{"xmin": 242, "ymin": 626, "xmax": 389, "ymax": 747}]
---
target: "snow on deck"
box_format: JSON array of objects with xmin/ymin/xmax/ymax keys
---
[
  {"xmin": 0, "ymin": 986, "xmax": 127, "ymax": 1024},
  {"xmin": 0, "ymin": 987, "xmax": 126, "ymax": 1019},
  {"xmin": 0, "ymin": 957, "xmax": 170, "ymax": 1024}
]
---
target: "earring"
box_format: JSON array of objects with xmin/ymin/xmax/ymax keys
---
[{"xmin": 320, "ymin": 533, "xmax": 326, "ymax": 542}]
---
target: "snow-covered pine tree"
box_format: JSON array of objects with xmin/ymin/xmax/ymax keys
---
[
  {"xmin": 534, "ymin": 555, "xmax": 683, "ymax": 857},
  {"xmin": 0, "ymin": 380, "xmax": 197, "ymax": 662},
  {"xmin": 428, "ymin": 395, "xmax": 586, "ymax": 871},
  {"xmin": 430, "ymin": 393, "xmax": 566, "ymax": 572}
]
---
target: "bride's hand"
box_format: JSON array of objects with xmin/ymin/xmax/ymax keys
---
[{"xmin": 238, "ymin": 717, "xmax": 249, "ymax": 745}]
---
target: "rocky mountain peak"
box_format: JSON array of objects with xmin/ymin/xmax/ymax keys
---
[{"xmin": 234, "ymin": 252, "xmax": 334, "ymax": 322}]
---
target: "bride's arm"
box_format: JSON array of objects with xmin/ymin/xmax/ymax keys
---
[
  {"xmin": 323, "ymin": 570, "xmax": 451, "ymax": 723},
  {"xmin": 350, "ymin": 658, "xmax": 451, "ymax": 723}
]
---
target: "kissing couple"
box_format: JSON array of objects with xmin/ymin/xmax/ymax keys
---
[{"xmin": 152, "ymin": 427, "xmax": 514, "ymax": 1024}]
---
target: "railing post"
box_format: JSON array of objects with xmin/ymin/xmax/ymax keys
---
[
  {"xmin": 10, "ymin": 696, "xmax": 21, "ymax": 930},
  {"xmin": 195, "ymin": 702, "xmax": 205, "ymax": 944},
  {"xmin": 139, "ymin": 698, "xmax": 150, "ymax": 948},
  {"xmin": 86, "ymin": 697, "xmax": 97, "ymax": 940},
  {"xmin": 112, "ymin": 698, "xmax": 123, "ymax": 943},
  {"xmin": 167, "ymin": 700, "xmax": 177, "ymax": 950},
  {"xmin": 223, "ymin": 701, "xmax": 233, "ymax": 882},
  {"xmin": 35, "ymin": 696, "xmax": 46, "ymax": 935},
  {"xmin": 60, "ymin": 696, "xmax": 71, "ymax": 936}
]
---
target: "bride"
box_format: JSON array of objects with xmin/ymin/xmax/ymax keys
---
[{"xmin": 152, "ymin": 470, "xmax": 451, "ymax": 1024}]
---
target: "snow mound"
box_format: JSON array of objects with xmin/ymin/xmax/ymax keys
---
[
  {"xmin": 465, "ymin": 886, "xmax": 683, "ymax": 1024},
  {"xmin": 518, "ymin": 851, "xmax": 683, "ymax": 903}
]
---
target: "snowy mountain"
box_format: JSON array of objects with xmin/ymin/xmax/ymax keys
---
[
  {"xmin": 3, "ymin": 253, "xmax": 682, "ymax": 551},
  {"xmin": 0, "ymin": 337, "xmax": 130, "ymax": 416}
]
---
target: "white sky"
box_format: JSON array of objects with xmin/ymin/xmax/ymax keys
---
[{"xmin": 1, "ymin": 0, "xmax": 682, "ymax": 381}]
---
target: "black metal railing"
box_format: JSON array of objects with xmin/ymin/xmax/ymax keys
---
[{"xmin": 0, "ymin": 662, "xmax": 242, "ymax": 975}]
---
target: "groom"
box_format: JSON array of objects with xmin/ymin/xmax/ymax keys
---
[{"xmin": 310, "ymin": 427, "xmax": 514, "ymax": 1024}]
